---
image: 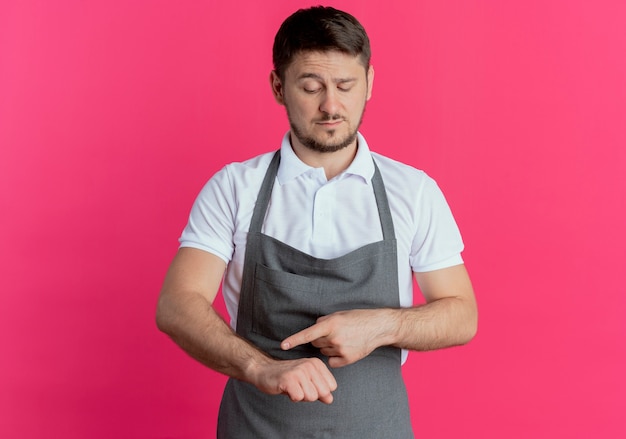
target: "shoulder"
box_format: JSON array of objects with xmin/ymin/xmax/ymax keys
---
[
  {"xmin": 202, "ymin": 151, "xmax": 276, "ymax": 194},
  {"xmin": 369, "ymin": 151, "xmax": 453, "ymax": 226},
  {"xmin": 370, "ymin": 152, "xmax": 436, "ymax": 194},
  {"xmin": 221, "ymin": 150, "xmax": 276, "ymax": 180}
]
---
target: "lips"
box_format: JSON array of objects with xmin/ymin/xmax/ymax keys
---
[
  {"xmin": 316, "ymin": 118, "xmax": 344, "ymax": 127},
  {"xmin": 319, "ymin": 121, "xmax": 342, "ymax": 126}
]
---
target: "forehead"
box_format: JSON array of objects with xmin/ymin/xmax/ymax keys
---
[{"xmin": 284, "ymin": 50, "xmax": 367, "ymax": 81}]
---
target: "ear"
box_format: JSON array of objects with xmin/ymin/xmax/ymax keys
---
[
  {"xmin": 270, "ymin": 71, "xmax": 285, "ymax": 105},
  {"xmin": 366, "ymin": 65, "xmax": 375, "ymax": 101}
]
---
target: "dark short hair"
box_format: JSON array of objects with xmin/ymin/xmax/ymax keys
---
[{"xmin": 272, "ymin": 6, "xmax": 371, "ymax": 80}]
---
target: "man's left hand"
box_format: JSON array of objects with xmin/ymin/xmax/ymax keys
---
[{"xmin": 281, "ymin": 309, "xmax": 398, "ymax": 368}]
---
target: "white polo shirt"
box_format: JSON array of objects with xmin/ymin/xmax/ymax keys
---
[{"xmin": 180, "ymin": 132, "xmax": 464, "ymax": 334}]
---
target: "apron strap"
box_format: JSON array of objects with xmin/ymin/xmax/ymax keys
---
[
  {"xmin": 248, "ymin": 151, "xmax": 281, "ymax": 234},
  {"xmin": 371, "ymin": 159, "xmax": 396, "ymax": 240}
]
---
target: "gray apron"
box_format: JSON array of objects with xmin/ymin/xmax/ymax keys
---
[{"xmin": 217, "ymin": 151, "xmax": 413, "ymax": 438}]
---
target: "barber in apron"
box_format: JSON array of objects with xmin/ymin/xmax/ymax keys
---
[{"xmin": 217, "ymin": 151, "xmax": 414, "ymax": 438}]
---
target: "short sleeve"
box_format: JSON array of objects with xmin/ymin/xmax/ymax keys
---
[
  {"xmin": 179, "ymin": 166, "xmax": 236, "ymax": 264},
  {"xmin": 410, "ymin": 177, "xmax": 464, "ymax": 272}
]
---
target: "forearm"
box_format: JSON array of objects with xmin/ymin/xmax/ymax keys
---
[
  {"xmin": 157, "ymin": 248, "xmax": 337, "ymax": 403},
  {"xmin": 386, "ymin": 296, "xmax": 478, "ymax": 351},
  {"xmin": 156, "ymin": 291, "xmax": 271, "ymax": 383},
  {"xmin": 157, "ymin": 291, "xmax": 337, "ymax": 402}
]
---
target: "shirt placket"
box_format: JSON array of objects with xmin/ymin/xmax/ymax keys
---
[{"xmin": 311, "ymin": 180, "xmax": 337, "ymax": 247}]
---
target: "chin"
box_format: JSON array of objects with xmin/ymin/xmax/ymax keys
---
[{"xmin": 293, "ymin": 127, "xmax": 358, "ymax": 154}]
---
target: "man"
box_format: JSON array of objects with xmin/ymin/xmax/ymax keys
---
[{"xmin": 156, "ymin": 6, "xmax": 477, "ymax": 438}]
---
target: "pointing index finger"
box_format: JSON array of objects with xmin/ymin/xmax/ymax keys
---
[{"xmin": 281, "ymin": 320, "xmax": 328, "ymax": 350}]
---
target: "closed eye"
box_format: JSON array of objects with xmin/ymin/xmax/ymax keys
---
[{"xmin": 337, "ymin": 79, "xmax": 356, "ymax": 92}]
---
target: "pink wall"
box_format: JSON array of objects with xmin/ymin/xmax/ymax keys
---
[{"xmin": 1, "ymin": 1, "xmax": 625, "ymax": 437}]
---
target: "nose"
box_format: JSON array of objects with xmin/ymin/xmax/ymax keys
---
[{"xmin": 319, "ymin": 89, "xmax": 340, "ymax": 116}]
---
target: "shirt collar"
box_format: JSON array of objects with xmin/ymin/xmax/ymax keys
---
[{"xmin": 277, "ymin": 131, "xmax": 375, "ymax": 185}]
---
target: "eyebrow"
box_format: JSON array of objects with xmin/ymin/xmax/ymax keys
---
[{"xmin": 297, "ymin": 73, "xmax": 357, "ymax": 84}]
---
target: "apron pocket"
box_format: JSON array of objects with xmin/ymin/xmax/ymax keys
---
[{"xmin": 251, "ymin": 263, "xmax": 321, "ymax": 344}]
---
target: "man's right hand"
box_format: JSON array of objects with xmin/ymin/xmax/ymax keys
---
[{"xmin": 248, "ymin": 356, "xmax": 337, "ymax": 404}]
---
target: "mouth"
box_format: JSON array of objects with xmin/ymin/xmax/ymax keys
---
[{"xmin": 316, "ymin": 118, "xmax": 344, "ymax": 128}]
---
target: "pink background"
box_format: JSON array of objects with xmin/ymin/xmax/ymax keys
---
[{"xmin": 1, "ymin": 0, "xmax": 625, "ymax": 438}]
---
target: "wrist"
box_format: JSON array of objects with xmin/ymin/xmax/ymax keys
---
[
  {"xmin": 242, "ymin": 350, "xmax": 275, "ymax": 385},
  {"xmin": 379, "ymin": 308, "xmax": 403, "ymax": 347}
]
